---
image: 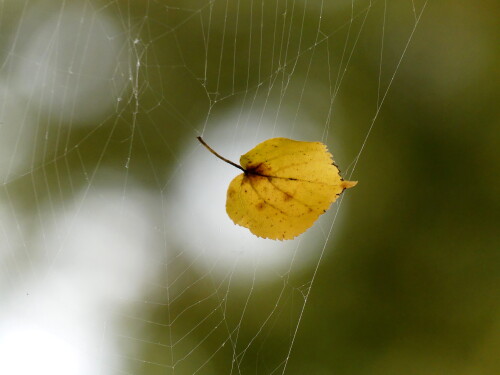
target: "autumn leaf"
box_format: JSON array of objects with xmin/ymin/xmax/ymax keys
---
[{"xmin": 197, "ymin": 136, "xmax": 357, "ymax": 240}]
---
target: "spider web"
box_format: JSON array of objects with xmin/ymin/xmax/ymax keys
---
[{"xmin": 0, "ymin": 1, "xmax": 428, "ymax": 374}]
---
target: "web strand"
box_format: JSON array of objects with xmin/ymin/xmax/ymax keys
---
[{"xmin": 0, "ymin": 1, "xmax": 430, "ymax": 374}]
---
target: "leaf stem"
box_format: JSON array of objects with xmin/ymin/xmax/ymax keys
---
[{"xmin": 197, "ymin": 136, "xmax": 246, "ymax": 172}]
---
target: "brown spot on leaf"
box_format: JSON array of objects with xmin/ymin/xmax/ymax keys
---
[
  {"xmin": 246, "ymin": 162, "xmax": 272, "ymax": 176},
  {"xmin": 256, "ymin": 202, "xmax": 265, "ymax": 211}
]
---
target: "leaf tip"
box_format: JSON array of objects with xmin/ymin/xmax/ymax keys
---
[{"xmin": 341, "ymin": 180, "xmax": 358, "ymax": 189}]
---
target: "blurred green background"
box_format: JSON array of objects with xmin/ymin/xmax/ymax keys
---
[{"xmin": 0, "ymin": 0, "xmax": 498, "ymax": 374}]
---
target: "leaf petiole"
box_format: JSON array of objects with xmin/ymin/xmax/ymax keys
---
[{"xmin": 197, "ymin": 136, "xmax": 246, "ymax": 173}]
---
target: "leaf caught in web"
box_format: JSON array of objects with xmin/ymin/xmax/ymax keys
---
[{"xmin": 198, "ymin": 137, "xmax": 357, "ymax": 240}]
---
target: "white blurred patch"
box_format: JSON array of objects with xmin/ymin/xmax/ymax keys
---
[
  {"xmin": 0, "ymin": 322, "xmax": 97, "ymax": 375},
  {"xmin": 0, "ymin": 179, "xmax": 163, "ymax": 374},
  {"xmin": 165, "ymin": 108, "xmax": 347, "ymax": 280},
  {"xmin": 10, "ymin": 3, "xmax": 130, "ymax": 124},
  {"xmin": 0, "ymin": 197, "xmax": 33, "ymax": 294},
  {"xmin": 37, "ymin": 180, "xmax": 161, "ymax": 306}
]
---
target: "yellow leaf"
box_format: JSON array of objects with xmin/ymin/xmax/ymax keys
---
[{"xmin": 198, "ymin": 137, "xmax": 357, "ymax": 240}]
